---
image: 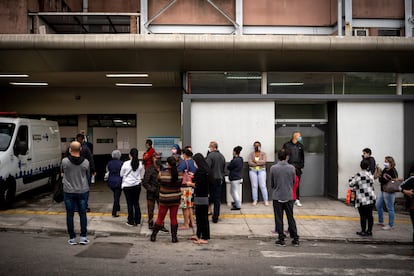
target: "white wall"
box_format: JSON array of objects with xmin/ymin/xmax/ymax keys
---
[
  {"xmin": 337, "ymin": 102, "xmax": 404, "ymax": 199},
  {"xmin": 191, "ymin": 102, "xmax": 275, "ymax": 162}
]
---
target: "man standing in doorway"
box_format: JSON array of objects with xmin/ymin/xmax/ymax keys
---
[
  {"xmin": 62, "ymin": 141, "xmax": 90, "ymax": 245},
  {"xmin": 206, "ymin": 141, "xmax": 226, "ymax": 223},
  {"xmin": 283, "ymin": 131, "xmax": 305, "ymax": 207}
]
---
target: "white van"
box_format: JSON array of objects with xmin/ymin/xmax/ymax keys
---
[{"xmin": 0, "ymin": 117, "xmax": 61, "ymax": 208}]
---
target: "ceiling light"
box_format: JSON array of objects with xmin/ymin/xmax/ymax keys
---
[
  {"xmin": 388, "ymin": 83, "xmax": 414, "ymax": 87},
  {"xmin": 269, "ymin": 82, "xmax": 304, "ymax": 86},
  {"xmin": 115, "ymin": 83, "xmax": 152, "ymax": 87},
  {"xmin": 10, "ymin": 82, "xmax": 48, "ymax": 86},
  {"xmin": 0, "ymin": 74, "xmax": 29, "ymax": 78},
  {"xmin": 106, "ymin": 73, "xmax": 149, "ymax": 78}
]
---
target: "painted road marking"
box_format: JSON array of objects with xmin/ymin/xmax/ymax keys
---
[
  {"xmin": 262, "ymin": 251, "xmax": 414, "ymax": 261},
  {"xmin": 271, "ymin": 266, "xmax": 414, "ymax": 275}
]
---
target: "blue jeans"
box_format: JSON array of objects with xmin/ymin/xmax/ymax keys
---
[
  {"xmin": 230, "ymin": 179, "xmax": 241, "ymax": 208},
  {"xmin": 64, "ymin": 192, "xmax": 88, "ymax": 239},
  {"xmin": 376, "ymin": 191, "xmax": 395, "ymax": 227},
  {"xmin": 249, "ymin": 169, "xmax": 268, "ymax": 202}
]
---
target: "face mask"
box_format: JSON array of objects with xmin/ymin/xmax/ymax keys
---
[
  {"xmin": 171, "ymin": 149, "xmax": 177, "ymax": 154},
  {"xmin": 297, "ymin": 136, "xmax": 303, "ymax": 143},
  {"xmin": 254, "ymin": 146, "xmax": 260, "ymax": 152},
  {"xmin": 383, "ymin": 162, "xmax": 390, "ymax": 168}
]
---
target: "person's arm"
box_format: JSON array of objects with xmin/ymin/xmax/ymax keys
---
[
  {"xmin": 349, "ymin": 173, "xmax": 359, "ymax": 188},
  {"xmin": 255, "ymin": 152, "xmax": 267, "ymax": 166},
  {"xmin": 247, "ymin": 152, "xmax": 256, "ymax": 166}
]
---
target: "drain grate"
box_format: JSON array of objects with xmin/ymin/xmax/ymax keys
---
[{"xmin": 76, "ymin": 242, "xmax": 133, "ymax": 259}]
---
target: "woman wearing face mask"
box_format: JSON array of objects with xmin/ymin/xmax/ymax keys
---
[
  {"xmin": 376, "ymin": 156, "xmax": 398, "ymax": 230},
  {"xmin": 248, "ymin": 141, "xmax": 269, "ymax": 206}
]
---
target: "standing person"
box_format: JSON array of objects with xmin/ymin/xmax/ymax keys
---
[
  {"xmin": 121, "ymin": 148, "xmax": 144, "ymax": 227},
  {"xmin": 362, "ymin": 148, "xmax": 376, "ymax": 175},
  {"xmin": 227, "ymin": 146, "xmax": 243, "ymax": 210},
  {"xmin": 143, "ymin": 139, "xmax": 155, "ymax": 170},
  {"xmin": 349, "ymin": 159, "xmax": 376, "ymax": 237},
  {"xmin": 171, "ymin": 144, "xmax": 182, "ymax": 163},
  {"xmin": 189, "ymin": 153, "xmax": 212, "ymax": 244},
  {"xmin": 150, "ymin": 156, "xmax": 182, "ymax": 243},
  {"xmin": 376, "ymin": 156, "xmax": 399, "ymax": 230},
  {"xmin": 105, "ymin": 150, "xmax": 123, "ymax": 218},
  {"xmin": 248, "ymin": 141, "xmax": 269, "ymax": 206},
  {"xmin": 61, "ymin": 141, "xmax": 90, "ymax": 245},
  {"xmin": 206, "ymin": 141, "xmax": 226, "ymax": 223},
  {"xmin": 283, "ymin": 131, "xmax": 305, "ymax": 207},
  {"xmin": 401, "ymin": 166, "xmax": 414, "ymax": 247},
  {"xmin": 177, "ymin": 148, "xmax": 197, "ymax": 230},
  {"xmin": 142, "ymin": 152, "xmax": 167, "ymax": 232},
  {"xmin": 270, "ymin": 149, "xmax": 300, "ymax": 247}
]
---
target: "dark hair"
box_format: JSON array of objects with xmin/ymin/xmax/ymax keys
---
[
  {"xmin": 233, "ymin": 146, "xmax": 242, "ymax": 155},
  {"xmin": 193, "ymin": 153, "xmax": 215, "ymax": 187},
  {"xmin": 130, "ymin": 148, "xmax": 139, "ymax": 171},
  {"xmin": 146, "ymin": 139, "xmax": 153, "ymax": 146},
  {"xmin": 360, "ymin": 159, "xmax": 370, "ymax": 170},
  {"xmin": 253, "ymin": 141, "xmax": 261, "ymax": 146},
  {"xmin": 183, "ymin": 148, "xmax": 193, "ymax": 157},
  {"xmin": 362, "ymin": 148, "xmax": 372, "ymax": 155},
  {"xmin": 167, "ymin": 156, "xmax": 178, "ymax": 183},
  {"xmin": 278, "ymin": 149, "xmax": 288, "ymax": 161},
  {"xmin": 76, "ymin": 133, "xmax": 85, "ymax": 141}
]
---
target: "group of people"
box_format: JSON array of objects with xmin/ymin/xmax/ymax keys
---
[{"xmin": 349, "ymin": 148, "xmax": 414, "ymax": 244}]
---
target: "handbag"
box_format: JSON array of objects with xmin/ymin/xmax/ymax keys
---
[
  {"xmin": 53, "ymin": 177, "xmax": 64, "ymax": 203},
  {"xmin": 345, "ymin": 188, "xmax": 356, "ymax": 205},
  {"xmin": 104, "ymin": 171, "xmax": 109, "ymax": 182},
  {"xmin": 383, "ymin": 180, "xmax": 402, "ymax": 193}
]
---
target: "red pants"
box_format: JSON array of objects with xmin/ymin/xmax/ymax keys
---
[{"xmin": 155, "ymin": 204, "xmax": 179, "ymax": 226}]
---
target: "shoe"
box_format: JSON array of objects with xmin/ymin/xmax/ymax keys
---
[
  {"xmin": 382, "ymin": 225, "xmax": 393, "ymax": 230},
  {"xmin": 252, "ymin": 201, "xmax": 257, "ymax": 206},
  {"xmin": 86, "ymin": 208, "xmax": 91, "ymax": 212},
  {"xmin": 264, "ymin": 201, "xmax": 269, "ymax": 206},
  {"xmin": 231, "ymin": 207, "xmax": 241, "ymax": 211},
  {"xmin": 295, "ymin": 200, "xmax": 302, "ymax": 207},
  {"xmin": 377, "ymin": 223, "xmax": 385, "ymax": 227},
  {"xmin": 125, "ymin": 222, "xmax": 134, "ymax": 227},
  {"xmin": 79, "ymin": 237, "xmax": 90, "ymax": 245},
  {"xmin": 292, "ymin": 239, "xmax": 300, "ymax": 247},
  {"xmin": 275, "ymin": 240, "xmax": 286, "ymax": 247},
  {"xmin": 68, "ymin": 238, "xmax": 77, "ymax": 245},
  {"xmin": 366, "ymin": 231, "xmax": 373, "ymax": 236},
  {"xmin": 356, "ymin": 231, "xmax": 368, "ymax": 236},
  {"xmin": 112, "ymin": 214, "xmax": 119, "ymax": 218},
  {"xmin": 271, "ymin": 230, "xmax": 278, "ymax": 234},
  {"xmin": 212, "ymin": 218, "xmax": 218, "ymax": 223},
  {"xmin": 160, "ymin": 226, "xmax": 169, "ymax": 233}
]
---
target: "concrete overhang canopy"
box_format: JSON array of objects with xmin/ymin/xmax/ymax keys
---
[{"xmin": 0, "ymin": 34, "xmax": 413, "ymax": 88}]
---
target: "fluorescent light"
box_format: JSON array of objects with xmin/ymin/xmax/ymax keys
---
[
  {"xmin": 115, "ymin": 83, "xmax": 152, "ymax": 87},
  {"xmin": 10, "ymin": 82, "xmax": 48, "ymax": 86},
  {"xmin": 106, "ymin": 73, "xmax": 149, "ymax": 78},
  {"xmin": 269, "ymin": 82, "xmax": 304, "ymax": 86},
  {"xmin": 388, "ymin": 83, "xmax": 414, "ymax": 87},
  {"xmin": 226, "ymin": 76, "xmax": 262, "ymax": 80},
  {"xmin": 0, "ymin": 74, "xmax": 29, "ymax": 78}
]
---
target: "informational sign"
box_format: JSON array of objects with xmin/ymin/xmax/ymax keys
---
[{"xmin": 149, "ymin": 136, "xmax": 181, "ymax": 160}]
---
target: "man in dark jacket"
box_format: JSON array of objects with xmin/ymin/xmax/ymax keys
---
[
  {"xmin": 62, "ymin": 141, "xmax": 90, "ymax": 245},
  {"xmin": 283, "ymin": 131, "xmax": 305, "ymax": 207}
]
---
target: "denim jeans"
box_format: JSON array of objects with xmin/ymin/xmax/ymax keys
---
[
  {"xmin": 376, "ymin": 191, "xmax": 395, "ymax": 227},
  {"xmin": 64, "ymin": 192, "xmax": 88, "ymax": 239},
  {"xmin": 249, "ymin": 169, "xmax": 268, "ymax": 202},
  {"xmin": 123, "ymin": 185, "xmax": 141, "ymax": 225},
  {"xmin": 230, "ymin": 179, "xmax": 242, "ymax": 208}
]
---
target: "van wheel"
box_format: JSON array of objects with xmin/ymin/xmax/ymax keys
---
[{"xmin": 0, "ymin": 177, "xmax": 16, "ymax": 210}]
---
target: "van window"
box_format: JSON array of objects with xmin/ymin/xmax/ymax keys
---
[
  {"xmin": 0, "ymin": 123, "xmax": 15, "ymax": 151},
  {"xmin": 13, "ymin": 125, "xmax": 29, "ymax": 156}
]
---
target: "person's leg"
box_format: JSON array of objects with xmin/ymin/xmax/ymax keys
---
[
  {"xmin": 375, "ymin": 191, "xmax": 384, "ymax": 224},
  {"xmin": 133, "ymin": 186, "xmax": 141, "ymax": 225},
  {"xmin": 147, "ymin": 197, "xmax": 155, "ymax": 228},
  {"xmin": 357, "ymin": 206, "xmax": 367, "ymax": 232},
  {"xmin": 197, "ymin": 204, "xmax": 210, "ymax": 240},
  {"xmin": 123, "ymin": 187, "xmax": 134, "ymax": 225},
  {"xmin": 384, "ymin": 192, "xmax": 396, "ymax": 227},
  {"xmin": 169, "ymin": 205, "xmax": 179, "ymax": 242},
  {"xmin": 64, "ymin": 193, "xmax": 76, "ymax": 240},
  {"xmin": 78, "ymin": 192, "xmax": 88, "ymax": 238},
  {"xmin": 366, "ymin": 204, "xmax": 374, "ymax": 234},
  {"xmin": 285, "ymin": 201, "xmax": 298, "ymax": 240},
  {"xmin": 230, "ymin": 180, "xmax": 241, "ymax": 209},
  {"xmin": 273, "ymin": 201, "xmax": 285, "ymax": 241},
  {"xmin": 155, "ymin": 205, "xmax": 168, "ymax": 226},
  {"xmin": 258, "ymin": 170, "xmax": 268, "ymax": 203},
  {"xmin": 212, "ymin": 179, "xmax": 222, "ymax": 222},
  {"xmin": 410, "ymin": 209, "xmax": 414, "ymax": 245},
  {"xmin": 112, "ymin": 187, "xmax": 120, "ymax": 216},
  {"xmin": 249, "ymin": 170, "xmax": 259, "ymax": 203}
]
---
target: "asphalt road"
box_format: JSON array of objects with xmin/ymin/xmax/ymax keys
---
[{"xmin": 0, "ymin": 231, "xmax": 413, "ymax": 276}]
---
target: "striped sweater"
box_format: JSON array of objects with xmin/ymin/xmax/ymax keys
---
[{"xmin": 158, "ymin": 171, "xmax": 182, "ymax": 206}]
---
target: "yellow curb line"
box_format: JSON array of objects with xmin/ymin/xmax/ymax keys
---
[{"xmin": 0, "ymin": 209, "xmax": 410, "ymax": 224}]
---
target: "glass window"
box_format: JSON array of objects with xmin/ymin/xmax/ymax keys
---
[
  {"xmin": 0, "ymin": 123, "xmax": 15, "ymax": 151},
  {"xmin": 401, "ymin": 74, "xmax": 414, "ymax": 95},
  {"xmin": 378, "ymin": 29, "xmax": 401, "ymax": 36},
  {"xmin": 268, "ymin": 72, "xmax": 337, "ymax": 94},
  {"xmin": 188, "ymin": 72, "xmax": 261, "ymax": 94},
  {"xmin": 342, "ymin": 72, "xmax": 396, "ymax": 94},
  {"xmin": 87, "ymin": 114, "xmax": 136, "ymax": 128}
]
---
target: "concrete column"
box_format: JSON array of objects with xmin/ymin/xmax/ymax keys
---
[
  {"xmin": 396, "ymin": 74, "xmax": 403, "ymax": 95},
  {"xmin": 344, "ymin": 0, "xmax": 352, "ymax": 36},
  {"xmin": 261, "ymin": 72, "xmax": 267, "ymax": 95},
  {"xmin": 182, "ymin": 96, "xmax": 192, "ymax": 148},
  {"xmin": 405, "ymin": 0, "xmax": 413, "ymax": 37},
  {"xmin": 140, "ymin": 0, "xmax": 149, "ymax": 34},
  {"xmin": 235, "ymin": 0, "xmax": 243, "ymax": 35}
]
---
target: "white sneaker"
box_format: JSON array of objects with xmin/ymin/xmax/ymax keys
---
[
  {"xmin": 79, "ymin": 236, "xmax": 90, "ymax": 245},
  {"xmin": 252, "ymin": 201, "xmax": 257, "ymax": 206},
  {"xmin": 382, "ymin": 225, "xmax": 393, "ymax": 231},
  {"xmin": 68, "ymin": 238, "xmax": 77, "ymax": 245},
  {"xmin": 295, "ymin": 200, "xmax": 302, "ymax": 207},
  {"xmin": 264, "ymin": 201, "xmax": 269, "ymax": 206}
]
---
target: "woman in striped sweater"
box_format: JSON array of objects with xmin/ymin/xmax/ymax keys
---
[{"xmin": 150, "ymin": 156, "xmax": 182, "ymax": 243}]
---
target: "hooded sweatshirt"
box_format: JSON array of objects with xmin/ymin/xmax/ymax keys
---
[{"xmin": 61, "ymin": 155, "xmax": 90, "ymax": 193}]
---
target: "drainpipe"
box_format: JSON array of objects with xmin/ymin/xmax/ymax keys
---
[
  {"xmin": 83, "ymin": 0, "xmax": 88, "ymax": 32},
  {"xmin": 396, "ymin": 74, "xmax": 403, "ymax": 95},
  {"xmin": 337, "ymin": 0, "xmax": 343, "ymax": 36},
  {"xmin": 344, "ymin": 0, "xmax": 352, "ymax": 36},
  {"xmin": 83, "ymin": 0, "xmax": 88, "ymax": 12},
  {"xmin": 405, "ymin": 0, "xmax": 413, "ymax": 37}
]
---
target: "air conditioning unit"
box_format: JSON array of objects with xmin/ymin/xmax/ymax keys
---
[
  {"xmin": 353, "ymin": 28, "xmax": 369, "ymax": 36},
  {"xmin": 38, "ymin": 25, "xmax": 46, "ymax": 34}
]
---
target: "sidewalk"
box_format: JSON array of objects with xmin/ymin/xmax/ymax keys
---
[{"xmin": 0, "ymin": 182, "xmax": 411, "ymax": 244}]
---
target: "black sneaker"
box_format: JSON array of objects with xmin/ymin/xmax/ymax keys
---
[
  {"xmin": 356, "ymin": 231, "xmax": 368, "ymax": 236},
  {"xmin": 275, "ymin": 240, "xmax": 286, "ymax": 247},
  {"xmin": 231, "ymin": 207, "xmax": 241, "ymax": 211},
  {"xmin": 160, "ymin": 226, "xmax": 169, "ymax": 233},
  {"xmin": 292, "ymin": 239, "xmax": 300, "ymax": 247}
]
